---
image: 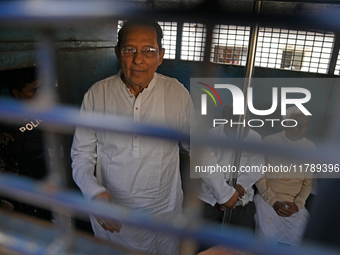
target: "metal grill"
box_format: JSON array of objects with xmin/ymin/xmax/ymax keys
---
[
  {"xmin": 210, "ymin": 24, "xmax": 250, "ymax": 66},
  {"xmin": 158, "ymin": 21, "xmax": 177, "ymax": 59},
  {"xmin": 334, "ymin": 53, "xmax": 340, "ymax": 75},
  {"xmin": 181, "ymin": 22, "xmax": 206, "ymax": 61},
  {"xmin": 255, "ymin": 27, "xmax": 334, "ymax": 73}
]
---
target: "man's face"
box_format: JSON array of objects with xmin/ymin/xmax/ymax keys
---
[
  {"xmin": 285, "ymin": 114, "xmax": 308, "ymax": 141},
  {"xmin": 224, "ymin": 115, "xmax": 250, "ymax": 138},
  {"xmin": 115, "ymin": 25, "xmax": 165, "ymax": 89},
  {"xmin": 12, "ymin": 80, "xmax": 40, "ymax": 100}
]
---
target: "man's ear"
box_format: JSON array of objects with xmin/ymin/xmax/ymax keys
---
[
  {"xmin": 158, "ymin": 48, "xmax": 165, "ymax": 66},
  {"xmin": 11, "ymin": 89, "xmax": 20, "ymax": 98},
  {"xmin": 115, "ymin": 46, "xmax": 122, "ymax": 64}
]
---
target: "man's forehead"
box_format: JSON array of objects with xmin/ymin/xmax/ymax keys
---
[
  {"xmin": 122, "ymin": 25, "xmax": 157, "ymax": 38},
  {"xmin": 291, "ymin": 113, "xmax": 308, "ymax": 124},
  {"xmin": 25, "ymin": 80, "xmax": 40, "ymax": 89}
]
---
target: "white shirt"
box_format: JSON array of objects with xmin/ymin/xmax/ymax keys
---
[
  {"xmin": 199, "ymin": 125, "xmax": 264, "ymax": 206},
  {"xmin": 71, "ymin": 72, "xmax": 234, "ymax": 254}
]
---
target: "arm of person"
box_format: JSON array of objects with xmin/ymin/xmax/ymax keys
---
[
  {"xmin": 0, "ymin": 132, "xmax": 14, "ymax": 146},
  {"xmin": 237, "ymin": 131, "xmax": 264, "ymax": 192},
  {"xmin": 294, "ymin": 178, "xmax": 313, "ymax": 210},
  {"xmin": 179, "ymin": 94, "xmax": 238, "ymax": 209},
  {"xmin": 71, "ymin": 91, "xmax": 122, "ymax": 232},
  {"xmin": 195, "ymin": 146, "xmax": 238, "ymax": 209},
  {"xmin": 255, "ymin": 176, "xmax": 277, "ymax": 208},
  {"xmin": 71, "ymin": 90, "xmax": 108, "ymax": 199},
  {"xmin": 92, "ymin": 191, "xmax": 122, "ymax": 233},
  {"xmin": 182, "ymin": 132, "xmax": 238, "ymax": 208},
  {"xmin": 237, "ymin": 152, "xmax": 264, "ymax": 193}
]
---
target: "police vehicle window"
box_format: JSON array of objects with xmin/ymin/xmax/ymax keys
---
[
  {"xmin": 334, "ymin": 53, "xmax": 340, "ymax": 75},
  {"xmin": 255, "ymin": 27, "xmax": 334, "ymax": 74},
  {"xmin": 117, "ymin": 20, "xmax": 177, "ymax": 60},
  {"xmin": 158, "ymin": 21, "xmax": 177, "ymax": 60},
  {"xmin": 210, "ymin": 24, "xmax": 250, "ymax": 66},
  {"xmin": 181, "ymin": 22, "xmax": 207, "ymax": 61}
]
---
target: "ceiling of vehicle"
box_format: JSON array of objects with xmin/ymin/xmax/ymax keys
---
[
  {"xmin": 117, "ymin": 0, "xmax": 340, "ymax": 16},
  {"xmin": 115, "ymin": 0, "xmax": 340, "ymax": 31}
]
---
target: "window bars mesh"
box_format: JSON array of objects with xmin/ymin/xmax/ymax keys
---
[
  {"xmin": 211, "ymin": 24, "xmax": 250, "ymax": 66},
  {"xmin": 181, "ymin": 23, "xmax": 207, "ymax": 61},
  {"xmin": 117, "ymin": 20, "xmax": 177, "ymax": 60},
  {"xmin": 334, "ymin": 53, "xmax": 340, "ymax": 75},
  {"xmin": 119, "ymin": 20, "xmax": 335, "ymax": 74},
  {"xmin": 255, "ymin": 28, "xmax": 334, "ymax": 74},
  {"xmin": 158, "ymin": 21, "xmax": 177, "ymax": 59}
]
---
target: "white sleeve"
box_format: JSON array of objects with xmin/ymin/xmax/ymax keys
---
[
  {"xmin": 237, "ymin": 132, "xmax": 264, "ymax": 190},
  {"xmin": 71, "ymin": 90, "xmax": 106, "ymax": 200},
  {"xmin": 198, "ymin": 146, "xmax": 236, "ymax": 205},
  {"xmin": 181, "ymin": 93, "xmax": 235, "ymax": 205}
]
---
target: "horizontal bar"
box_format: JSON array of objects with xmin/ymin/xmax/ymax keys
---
[
  {"xmin": 0, "ymin": 173, "xmax": 339, "ymax": 255},
  {"xmin": 0, "ymin": 99, "xmax": 339, "ymax": 171},
  {"xmin": 0, "ymin": 0, "xmax": 131, "ymax": 26}
]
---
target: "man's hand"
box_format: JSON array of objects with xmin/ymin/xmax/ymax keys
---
[
  {"xmin": 92, "ymin": 191, "xmax": 122, "ymax": 233},
  {"xmin": 0, "ymin": 132, "xmax": 14, "ymax": 147},
  {"xmin": 226, "ymin": 181, "xmax": 246, "ymax": 198},
  {"xmin": 219, "ymin": 191, "xmax": 239, "ymax": 211},
  {"xmin": 235, "ymin": 184, "xmax": 246, "ymax": 198},
  {"xmin": 273, "ymin": 201, "xmax": 298, "ymax": 217},
  {"xmin": 0, "ymin": 158, "xmax": 19, "ymax": 174}
]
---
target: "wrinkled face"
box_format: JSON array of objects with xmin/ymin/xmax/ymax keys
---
[
  {"xmin": 115, "ymin": 25, "xmax": 164, "ymax": 89},
  {"xmin": 285, "ymin": 114, "xmax": 308, "ymax": 141},
  {"xmin": 12, "ymin": 80, "xmax": 40, "ymax": 100}
]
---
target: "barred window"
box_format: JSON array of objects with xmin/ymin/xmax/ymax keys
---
[
  {"xmin": 255, "ymin": 28, "xmax": 334, "ymax": 74},
  {"xmin": 117, "ymin": 20, "xmax": 177, "ymax": 60},
  {"xmin": 158, "ymin": 21, "xmax": 177, "ymax": 59},
  {"xmin": 181, "ymin": 23, "xmax": 207, "ymax": 61},
  {"xmin": 334, "ymin": 53, "xmax": 340, "ymax": 75},
  {"xmin": 211, "ymin": 25, "xmax": 250, "ymax": 66}
]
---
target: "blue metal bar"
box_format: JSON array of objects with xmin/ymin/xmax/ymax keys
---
[
  {"xmin": 0, "ymin": 99, "xmax": 339, "ymax": 171},
  {"xmin": 0, "ymin": 173, "xmax": 339, "ymax": 255},
  {"xmin": 0, "ymin": 1, "xmax": 129, "ymax": 25}
]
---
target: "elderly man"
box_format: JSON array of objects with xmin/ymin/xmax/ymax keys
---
[
  {"xmin": 254, "ymin": 106, "xmax": 315, "ymax": 246},
  {"xmin": 199, "ymin": 104, "xmax": 263, "ymax": 231},
  {"xmin": 71, "ymin": 18, "xmax": 236, "ymax": 255}
]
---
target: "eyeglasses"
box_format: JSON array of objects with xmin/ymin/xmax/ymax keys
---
[{"xmin": 120, "ymin": 47, "xmax": 159, "ymax": 58}]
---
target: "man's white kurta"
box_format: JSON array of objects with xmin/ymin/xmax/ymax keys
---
[
  {"xmin": 71, "ymin": 73, "xmax": 190, "ymax": 255},
  {"xmin": 207, "ymin": 126, "xmax": 264, "ymax": 206}
]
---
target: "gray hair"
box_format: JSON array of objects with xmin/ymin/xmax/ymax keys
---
[{"xmin": 282, "ymin": 106, "xmax": 307, "ymax": 120}]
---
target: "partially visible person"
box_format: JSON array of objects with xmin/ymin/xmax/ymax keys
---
[
  {"xmin": 254, "ymin": 106, "xmax": 315, "ymax": 246},
  {"xmin": 202, "ymin": 104, "xmax": 263, "ymax": 230},
  {"xmin": 0, "ymin": 67, "xmax": 52, "ymax": 221}
]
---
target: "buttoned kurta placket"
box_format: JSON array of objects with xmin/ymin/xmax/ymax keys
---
[{"xmin": 132, "ymin": 95, "xmax": 141, "ymax": 159}]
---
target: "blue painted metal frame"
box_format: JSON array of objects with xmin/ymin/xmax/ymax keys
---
[{"xmin": 1, "ymin": 1, "xmax": 340, "ymax": 254}]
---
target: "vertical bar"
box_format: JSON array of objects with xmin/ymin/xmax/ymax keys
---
[
  {"xmin": 176, "ymin": 20, "xmax": 183, "ymax": 60},
  {"xmin": 222, "ymin": 0, "xmax": 262, "ymax": 229},
  {"xmin": 204, "ymin": 22, "xmax": 213, "ymax": 63},
  {"xmin": 328, "ymin": 33, "xmax": 340, "ymax": 75},
  {"xmin": 37, "ymin": 30, "xmax": 75, "ymax": 253}
]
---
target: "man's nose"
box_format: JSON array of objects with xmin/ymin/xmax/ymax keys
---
[{"xmin": 133, "ymin": 50, "xmax": 143, "ymax": 64}]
